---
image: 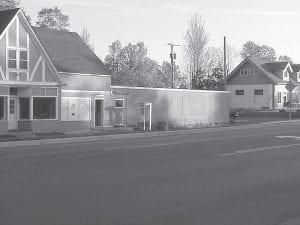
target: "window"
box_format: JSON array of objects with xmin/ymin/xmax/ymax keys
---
[
  {"xmin": 8, "ymin": 49, "xmax": 17, "ymax": 69},
  {"xmin": 33, "ymin": 97, "xmax": 56, "ymax": 119},
  {"xmin": 284, "ymin": 71, "xmax": 288, "ymax": 78},
  {"xmin": 115, "ymin": 99, "xmax": 124, "ymax": 108},
  {"xmin": 240, "ymin": 69, "xmax": 248, "ymax": 76},
  {"xmin": 19, "ymin": 98, "xmax": 30, "ymax": 120},
  {"xmin": 9, "ymin": 99, "xmax": 15, "ymax": 114},
  {"xmin": 7, "ymin": 49, "xmax": 28, "ymax": 71},
  {"xmin": 235, "ymin": 90, "xmax": 244, "ymax": 95},
  {"xmin": 277, "ymin": 92, "xmax": 282, "ymax": 103},
  {"xmin": 9, "ymin": 87, "xmax": 18, "ymax": 95},
  {"xmin": 0, "ymin": 97, "xmax": 6, "ymax": 120},
  {"xmin": 254, "ymin": 89, "xmax": 263, "ymax": 95},
  {"xmin": 19, "ymin": 50, "xmax": 28, "ymax": 70},
  {"xmin": 250, "ymin": 69, "xmax": 258, "ymax": 76}
]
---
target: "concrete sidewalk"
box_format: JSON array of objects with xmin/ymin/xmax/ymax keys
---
[{"xmin": 1, "ymin": 120, "xmax": 300, "ymax": 149}]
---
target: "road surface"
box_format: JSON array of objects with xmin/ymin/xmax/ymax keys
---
[{"xmin": 1, "ymin": 123, "xmax": 300, "ymax": 225}]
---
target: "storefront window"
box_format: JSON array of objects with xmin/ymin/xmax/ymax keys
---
[
  {"xmin": 33, "ymin": 97, "xmax": 56, "ymax": 119},
  {"xmin": 0, "ymin": 97, "xmax": 6, "ymax": 120}
]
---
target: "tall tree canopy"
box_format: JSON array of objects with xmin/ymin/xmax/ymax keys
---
[
  {"xmin": 36, "ymin": 7, "xmax": 70, "ymax": 30},
  {"xmin": 105, "ymin": 40, "xmax": 188, "ymax": 88},
  {"xmin": 183, "ymin": 12, "xmax": 209, "ymax": 89},
  {"xmin": 80, "ymin": 26, "xmax": 95, "ymax": 52},
  {"xmin": 0, "ymin": 0, "xmax": 19, "ymax": 11},
  {"xmin": 241, "ymin": 41, "xmax": 276, "ymax": 61},
  {"xmin": 278, "ymin": 55, "xmax": 293, "ymax": 64}
]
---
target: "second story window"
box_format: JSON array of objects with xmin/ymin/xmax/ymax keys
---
[
  {"xmin": 19, "ymin": 50, "xmax": 28, "ymax": 70},
  {"xmin": 240, "ymin": 69, "xmax": 248, "ymax": 76},
  {"xmin": 250, "ymin": 69, "xmax": 258, "ymax": 76},
  {"xmin": 8, "ymin": 49, "xmax": 17, "ymax": 69},
  {"xmin": 7, "ymin": 48, "xmax": 28, "ymax": 71}
]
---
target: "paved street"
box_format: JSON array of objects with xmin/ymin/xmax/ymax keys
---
[{"xmin": 1, "ymin": 123, "xmax": 300, "ymax": 225}]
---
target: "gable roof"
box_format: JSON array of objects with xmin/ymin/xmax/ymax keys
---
[
  {"xmin": 227, "ymin": 58, "xmax": 296, "ymax": 84},
  {"xmin": 0, "ymin": 8, "xmax": 19, "ymax": 36},
  {"xmin": 33, "ymin": 27, "xmax": 109, "ymax": 76}
]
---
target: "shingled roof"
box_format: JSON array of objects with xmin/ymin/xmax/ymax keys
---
[
  {"xmin": 0, "ymin": 8, "xmax": 19, "ymax": 36},
  {"xmin": 33, "ymin": 27, "xmax": 108, "ymax": 75}
]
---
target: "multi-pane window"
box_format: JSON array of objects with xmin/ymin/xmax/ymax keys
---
[
  {"xmin": 240, "ymin": 69, "xmax": 248, "ymax": 76},
  {"xmin": 250, "ymin": 69, "xmax": 258, "ymax": 76},
  {"xmin": 8, "ymin": 49, "xmax": 28, "ymax": 70},
  {"xmin": 8, "ymin": 49, "xmax": 17, "ymax": 69},
  {"xmin": 235, "ymin": 90, "xmax": 244, "ymax": 95},
  {"xmin": 277, "ymin": 92, "xmax": 282, "ymax": 103},
  {"xmin": 254, "ymin": 89, "xmax": 263, "ymax": 95},
  {"xmin": 19, "ymin": 50, "xmax": 28, "ymax": 70}
]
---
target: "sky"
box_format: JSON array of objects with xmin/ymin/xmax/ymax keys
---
[{"xmin": 20, "ymin": 0, "xmax": 300, "ymax": 67}]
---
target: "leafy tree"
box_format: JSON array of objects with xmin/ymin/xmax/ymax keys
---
[
  {"xmin": 80, "ymin": 26, "xmax": 95, "ymax": 52},
  {"xmin": 0, "ymin": 0, "xmax": 19, "ymax": 11},
  {"xmin": 278, "ymin": 55, "xmax": 293, "ymax": 64},
  {"xmin": 183, "ymin": 12, "xmax": 209, "ymax": 89},
  {"xmin": 160, "ymin": 61, "xmax": 189, "ymax": 89},
  {"xmin": 36, "ymin": 7, "xmax": 70, "ymax": 30},
  {"xmin": 241, "ymin": 41, "xmax": 276, "ymax": 61}
]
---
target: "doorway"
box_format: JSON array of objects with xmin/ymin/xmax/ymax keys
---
[
  {"xmin": 94, "ymin": 99, "xmax": 104, "ymax": 127},
  {"xmin": 8, "ymin": 97, "xmax": 18, "ymax": 130}
]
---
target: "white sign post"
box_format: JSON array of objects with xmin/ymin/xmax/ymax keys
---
[{"xmin": 285, "ymin": 81, "xmax": 297, "ymax": 121}]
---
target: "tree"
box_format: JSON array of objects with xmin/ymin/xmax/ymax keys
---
[
  {"xmin": 160, "ymin": 61, "xmax": 189, "ymax": 89},
  {"xmin": 80, "ymin": 26, "xmax": 95, "ymax": 52},
  {"xmin": 278, "ymin": 55, "xmax": 293, "ymax": 64},
  {"xmin": 241, "ymin": 41, "xmax": 276, "ymax": 61},
  {"xmin": 0, "ymin": 0, "xmax": 19, "ymax": 11},
  {"xmin": 183, "ymin": 12, "xmax": 209, "ymax": 89},
  {"xmin": 36, "ymin": 7, "xmax": 70, "ymax": 30}
]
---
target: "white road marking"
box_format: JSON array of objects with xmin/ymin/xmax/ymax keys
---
[
  {"xmin": 219, "ymin": 143, "xmax": 300, "ymax": 157},
  {"xmin": 277, "ymin": 136, "xmax": 300, "ymax": 140}
]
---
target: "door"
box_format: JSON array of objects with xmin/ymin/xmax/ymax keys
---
[
  {"xmin": 8, "ymin": 97, "xmax": 18, "ymax": 130},
  {"xmin": 94, "ymin": 99, "xmax": 103, "ymax": 126}
]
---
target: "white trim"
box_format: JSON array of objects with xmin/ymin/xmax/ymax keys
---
[
  {"xmin": 59, "ymin": 72, "xmax": 110, "ymax": 77},
  {"xmin": 16, "ymin": 17, "xmax": 19, "ymax": 48},
  {"xmin": 61, "ymin": 89, "xmax": 110, "ymax": 94},
  {"xmin": 30, "ymin": 56, "xmax": 42, "ymax": 81},
  {"xmin": 0, "ymin": 9, "xmax": 19, "ymax": 41},
  {"xmin": 42, "ymin": 60, "xmax": 45, "ymax": 82},
  {"xmin": 0, "ymin": 80, "xmax": 58, "ymax": 87},
  {"xmin": 0, "ymin": 66, "xmax": 5, "ymax": 80},
  {"xmin": 111, "ymin": 86, "xmax": 230, "ymax": 94}
]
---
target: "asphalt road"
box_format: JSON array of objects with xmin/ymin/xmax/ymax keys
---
[{"xmin": 1, "ymin": 123, "xmax": 300, "ymax": 225}]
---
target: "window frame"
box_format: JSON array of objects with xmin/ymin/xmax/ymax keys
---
[
  {"xmin": 277, "ymin": 92, "xmax": 282, "ymax": 103},
  {"xmin": 115, "ymin": 99, "xmax": 125, "ymax": 108},
  {"xmin": 235, "ymin": 90, "xmax": 245, "ymax": 96},
  {"xmin": 8, "ymin": 48, "xmax": 17, "ymax": 70},
  {"xmin": 254, "ymin": 89, "xmax": 264, "ymax": 96},
  {"xmin": 250, "ymin": 69, "xmax": 258, "ymax": 76},
  {"xmin": 7, "ymin": 47, "xmax": 29, "ymax": 72},
  {"xmin": 32, "ymin": 96, "xmax": 58, "ymax": 120},
  {"xmin": 240, "ymin": 69, "xmax": 248, "ymax": 76}
]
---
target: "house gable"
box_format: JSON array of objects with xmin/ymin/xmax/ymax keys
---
[
  {"xmin": 0, "ymin": 9, "xmax": 62, "ymax": 85},
  {"xmin": 227, "ymin": 60, "xmax": 274, "ymax": 85}
]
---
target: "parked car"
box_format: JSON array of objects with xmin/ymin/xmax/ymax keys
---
[
  {"xmin": 229, "ymin": 110, "xmax": 239, "ymax": 123},
  {"xmin": 279, "ymin": 103, "xmax": 300, "ymax": 112}
]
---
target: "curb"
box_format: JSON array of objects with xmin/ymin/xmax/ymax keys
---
[{"xmin": 1, "ymin": 120, "xmax": 300, "ymax": 149}]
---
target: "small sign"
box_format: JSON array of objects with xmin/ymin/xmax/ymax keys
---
[{"xmin": 285, "ymin": 81, "xmax": 296, "ymax": 93}]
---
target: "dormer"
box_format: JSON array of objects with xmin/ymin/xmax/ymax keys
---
[{"xmin": 282, "ymin": 63, "xmax": 293, "ymax": 81}]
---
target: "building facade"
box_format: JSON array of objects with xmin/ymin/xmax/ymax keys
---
[
  {"xmin": 226, "ymin": 58, "xmax": 300, "ymax": 110},
  {"xmin": 0, "ymin": 9, "xmax": 229, "ymax": 134}
]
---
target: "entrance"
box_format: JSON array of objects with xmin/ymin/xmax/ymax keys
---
[
  {"xmin": 137, "ymin": 103, "xmax": 152, "ymax": 131},
  {"xmin": 8, "ymin": 97, "xmax": 18, "ymax": 130},
  {"xmin": 94, "ymin": 99, "xmax": 104, "ymax": 126}
]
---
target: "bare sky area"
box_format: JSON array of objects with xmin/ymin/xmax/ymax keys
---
[{"xmin": 21, "ymin": 0, "xmax": 300, "ymax": 67}]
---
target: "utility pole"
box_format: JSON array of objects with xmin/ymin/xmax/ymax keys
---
[
  {"xmin": 223, "ymin": 36, "xmax": 227, "ymax": 88},
  {"xmin": 167, "ymin": 43, "xmax": 180, "ymax": 89}
]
